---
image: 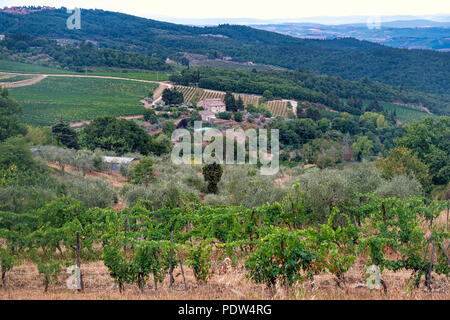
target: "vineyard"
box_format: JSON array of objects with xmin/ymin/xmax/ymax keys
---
[
  {"xmin": 267, "ymin": 100, "xmax": 289, "ymax": 117},
  {"xmin": 0, "ymin": 193, "xmax": 448, "ymax": 299},
  {"xmin": 175, "ymin": 85, "xmax": 289, "ymax": 117},
  {"xmin": 380, "ymin": 102, "xmax": 430, "ymax": 123},
  {"xmin": 8, "ymin": 77, "xmax": 157, "ymax": 126}
]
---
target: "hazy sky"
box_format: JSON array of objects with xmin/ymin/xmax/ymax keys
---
[{"xmin": 1, "ymin": 0, "xmax": 449, "ymax": 20}]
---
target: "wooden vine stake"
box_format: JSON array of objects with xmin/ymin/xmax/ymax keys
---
[
  {"xmin": 178, "ymin": 250, "xmax": 187, "ymax": 293},
  {"xmin": 76, "ymin": 232, "xmax": 84, "ymax": 292},
  {"xmin": 425, "ymin": 237, "xmax": 436, "ymax": 292},
  {"xmin": 169, "ymin": 230, "xmax": 175, "ymax": 289}
]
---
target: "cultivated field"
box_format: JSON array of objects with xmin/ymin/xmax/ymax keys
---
[
  {"xmin": 9, "ymin": 77, "xmax": 157, "ymax": 126},
  {"xmin": 380, "ymin": 102, "xmax": 430, "ymax": 122},
  {"xmin": 175, "ymin": 85, "xmax": 290, "ymax": 116},
  {"xmin": 0, "ymin": 60, "xmax": 77, "ymax": 74},
  {"xmin": 0, "ymin": 75, "xmax": 34, "ymax": 82},
  {"xmin": 267, "ymin": 100, "xmax": 289, "ymax": 117},
  {"xmin": 91, "ymin": 72, "xmax": 170, "ymax": 82}
]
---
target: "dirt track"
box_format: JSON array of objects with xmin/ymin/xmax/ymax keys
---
[
  {"xmin": 0, "ymin": 74, "xmax": 47, "ymax": 88},
  {"xmin": 0, "ymin": 72, "xmax": 165, "ymax": 87}
]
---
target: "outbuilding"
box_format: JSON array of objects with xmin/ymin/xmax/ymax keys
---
[{"xmin": 101, "ymin": 156, "xmax": 140, "ymax": 171}]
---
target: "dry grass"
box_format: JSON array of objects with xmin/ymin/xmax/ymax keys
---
[{"xmin": 1, "ymin": 257, "xmax": 448, "ymax": 300}]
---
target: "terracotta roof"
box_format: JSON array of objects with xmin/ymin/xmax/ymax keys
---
[{"xmin": 198, "ymin": 98, "xmax": 225, "ymax": 108}]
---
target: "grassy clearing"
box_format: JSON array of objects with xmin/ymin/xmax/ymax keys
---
[{"xmin": 10, "ymin": 77, "xmax": 157, "ymax": 126}]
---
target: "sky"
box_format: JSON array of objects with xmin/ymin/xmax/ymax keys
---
[{"xmin": 1, "ymin": 0, "xmax": 449, "ymax": 22}]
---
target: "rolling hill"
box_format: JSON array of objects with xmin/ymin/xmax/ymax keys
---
[{"xmin": 1, "ymin": 7, "xmax": 449, "ymax": 96}]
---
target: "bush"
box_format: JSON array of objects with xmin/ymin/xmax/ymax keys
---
[
  {"xmin": 58, "ymin": 176, "xmax": 117, "ymax": 209},
  {"xmin": 161, "ymin": 121, "xmax": 176, "ymax": 136},
  {"xmin": 233, "ymin": 112, "xmax": 243, "ymax": 122},
  {"xmin": 79, "ymin": 117, "xmax": 152, "ymax": 155},
  {"xmin": 217, "ymin": 112, "xmax": 232, "ymax": 120},
  {"xmin": 129, "ymin": 157, "xmax": 154, "ymax": 185},
  {"xmin": 375, "ymin": 175, "xmax": 423, "ymax": 199}
]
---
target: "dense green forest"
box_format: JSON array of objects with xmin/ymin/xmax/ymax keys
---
[
  {"xmin": 1, "ymin": 8, "xmax": 449, "ymax": 95},
  {"xmin": 0, "ymin": 34, "xmax": 170, "ymax": 71}
]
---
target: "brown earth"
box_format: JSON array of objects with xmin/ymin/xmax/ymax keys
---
[{"xmin": 0, "ymin": 256, "xmax": 448, "ymax": 300}]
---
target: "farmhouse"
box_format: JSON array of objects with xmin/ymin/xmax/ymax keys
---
[
  {"xmin": 199, "ymin": 110, "xmax": 217, "ymax": 123},
  {"xmin": 0, "ymin": 35, "xmax": 4, "ymax": 41},
  {"xmin": 102, "ymin": 156, "xmax": 139, "ymax": 171},
  {"xmin": 197, "ymin": 98, "xmax": 227, "ymax": 123},
  {"xmin": 197, "ymin": 98, "xmax": 226, "ymax": 114}
]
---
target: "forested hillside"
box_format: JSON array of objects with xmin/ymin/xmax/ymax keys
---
[
  {"xmin": 171, "ymin": 68, "xmax": 450, "ymax": 115},
  {"xmin": 0, "ymin": 34, "xmax": 170, "ymax": 71},
  {"xmin": 1, "ymin": 8, "xmax": 449, "ymax": 95}
]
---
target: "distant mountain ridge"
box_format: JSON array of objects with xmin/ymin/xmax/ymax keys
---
[
  {"xmin": 253, "ymin": 19, "xmax": 450, "ymax": 51},
  {"xmin": 0, "ymin": 7, "xmax": 449, "ymax": 96}
]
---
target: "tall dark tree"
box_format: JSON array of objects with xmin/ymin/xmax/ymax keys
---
[
  {"xmin": 180, "ymin": 57, "xmax": 190, "ymax": 68},
  {"xmin": 367, "ymin": 100, "xmax": 383, "ymax": 113},
  {"xmin": 52, "ymin": 123, "xmax": 79, "ymax": 149},
  {"xmin": 224, "ymin": 92, "xmax": 236, "ymax": 112},
  {"xmin": 162, "ymin": 88, "xmax": 184, "ymax": 106},
  {"xmin": 202, "ymin": 162, "xmax": 223, "ymax": 194},
  {"xmin": 306, "ymin": 108, "xmax": 321, "ymax": 121},
  {"xmin": 235, "ymin": 96, "xmax": 244, "ymax": 111}
]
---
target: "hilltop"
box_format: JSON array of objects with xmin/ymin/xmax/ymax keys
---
[{"xmin": 0, "ymin": 7, "xmax": 449, "ymax": 96}]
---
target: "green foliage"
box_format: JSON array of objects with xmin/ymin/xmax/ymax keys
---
[
  {"xmin": 130, "ymin": 157, "xmax": 154, "ymax": 185},
  {"xmin": 34, "ymin": 254, "xmax": 62, "ymax": 292},
  {"xmin": 51, "ymin": 123, "xmax": 78, "ymax": 149},
  {"xmin": 262, "ymin": 90, "xmax": 274, "ymax": 101},
  {"xmin": 0, "ymin": 136, "xmax": 36, "ymax": 172},
  {"xmin": 202, "ymin": 163, "xmax": 223, "ymax": 194},
  {"xmin": 150, "ymin": 134, "xmax": 172, "ymax": 156},
  {"xmin": 9, "ymin": 77, "xmax": 156, "ymax": 126},
  {"xmin": 332, "ymin": 113, "xmax": 358, "ymax": 134},
  {"xmin": 1, "ymin": 34, "xmax": 170, "ymax": 72},
  {"xmin": 174, "ymin": 68, "xmax": 450, "ymax": 116},
  {"xmin": 186, "ymin": 241, "xmax": 212, "ymax": 285},
  {"xmin": 352, "ymin": 136, "xmax": 374, "ymax": 160},
  {"xmin": 0, "ymin": 87, "xmax": 27, "ymax": 142},
  {"xmin": 162, "ymin": 88, "xmax": 184, "ymax": 106},
  {"xmin": 357, "ymin": 196, "xmax": 449, "ymax": 285},
  {"xmin": 273, "ymin": 118, "xmax": 318, "ymax": 148},
  {"xmin": 245, "ymin": 227, "xmax": 313, "ymax": 292},
  {"xmin": 0, "ymin": 247, "xmax": 20, "ymax": 287},
  {"xmin": 224, "ymin": 92, "xmax": 236, "ymax": 112},
  {"xmin": 24, "ymin": 125, "xmax": 51, "ymax": 145},
  {"xmin": 161, "ymin": 121, "xmax": 176, "ymax": 136},
  {"xmin": 302, "ymin": 208, "xmax": 357, "ymax": 287},
  {"xmin": 396, "ymin": 117, "xmax": 450, "ymax": 185},
  {"xmin": 233, "ymin": 112, "xmax": 243, "ymax": 122},
  {"xmin": 143, "ymin": 109, "xmax": 158, "ymax": 123},
  {"xmin": 376, "ymin": 147, "xmax": 432, "ymax": 191},
  {"xmin": 38, "ymin": 197, "xmax": 87, "ymax": 229},
  {"xmin": 79, "ymin": 117, "xmax": 152, "ymax": 155},
  {"xmin": 217, "ymin": 112, "xmax": 232, "ymax": 120}
]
